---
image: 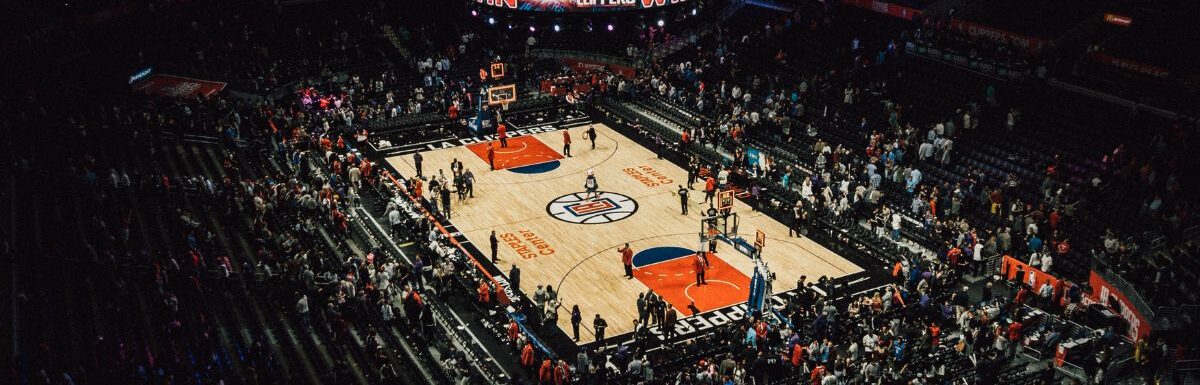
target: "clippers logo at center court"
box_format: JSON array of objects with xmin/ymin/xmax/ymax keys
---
[
  {"xmin": 566, "ymin": 198, "xmax": 618, "ymax": 216},
  {"xmin": 547, "ymin": 192, "xmax": 638, "ymax": 224}
]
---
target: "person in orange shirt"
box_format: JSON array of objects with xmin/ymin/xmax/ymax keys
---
[
  {"xmin": 562, "ymin": 130, "xmax": 572, "ymax": 157},
  {"xmin": 477, "ymin": 279, "xmax": 491, "ymax": 304},
  {"xmin": 810, "ymin": 363, "xmax": 826, "ymax": 385},
  {"xmin": 703, "ymin": 176, "xmax": 717, "ymax": 203},
  {"xmin": 508, "ymin": 319, "xmax": 520, "ymax": 342},
  {"xmin": 520, "ymin": 342, "xmax": 535, "ymax": 373},
  {"xmin": 538, "ymin": 358, "xmax": 554, "ymax": 384},
  {"xmin": 487, "ymin": 143, "xmax": 496, "ymax": 170},
  {"xmin": 497, "ymin": 122, "xmax": 509, "ymax": 148},
  {"xmin": 790, "ymin": 342, "xmax": 805, "ymax": 374},
  {"xmin": 619, "ymin": 243, "xmax": 634, "ymax": 279},
  {"xmin": 411, "ymin": 177, "xmax": 423, "ymax": 200}
]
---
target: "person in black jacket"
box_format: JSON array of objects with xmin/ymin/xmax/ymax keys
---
[
  {"xmin": 490, "ymin": 230, "xmax": 499, "ymax": 263},
  {"xmin": 509, "ymin": 264, "xmax": 521, "ymax": 294}
]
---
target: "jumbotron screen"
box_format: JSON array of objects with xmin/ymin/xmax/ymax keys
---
[{"xmin": 476, "ymin": 0, "xmax": 691, "ymax": 13}]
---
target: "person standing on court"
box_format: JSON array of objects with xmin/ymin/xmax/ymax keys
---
[
  {"xmin": 694, "ymin": 252, "xmax": 707, "ymax": 286},
  {"xmin": 463, "ymin": 169, "xmax": 474, "ymax": 198},
  {"xmin": 584, "ymin": 169, "xmax": 599, "ymax": 200},
  {"xmin": 619, "ymin": 243, "xmax": 634, "ymax": 279},
  {"xmin": 440, "ymin": 184, "xmax": 452, "ymax": 218},
  {"xmin": 570, "ymin": 305, "xmax": 582, "ymax": 341},
  {"xmin": 636, "ymin": 292, "xmax": 648, "ymax": 325},
  {"xmin": 487, "ymin": 143, "xmax": 496, "ymax": 170},
  {"xmin": 593, "ymin": 314, "xmax": 608, "ymax": 346},
  {"xmin": 490, "ymin": 230, "xmax": 499, "ymax": 263},
  {"xmin": 414, "ymin": 151, "xmax": 424, "ymax": 178},
  {"xmin": 509, "ymin": 264, "xmax": 521, "ymax": 293},
  {"xmin": 533, "ymin": 285, "xmax": 547, "ymax": 325},
  {"xmin": 655, "ymin": 133, "xmax": 664, "ymax": 159},
  {"xmin": 497, "ymin": 121, "xmax": 509, "ymax": 148},
  {"xmin": 703, "ymin": 175, "xmax": 717, "ymax": 203},
  {"xmin": 678, "ymin": 185, "xmax": 689, "ymax": 214},
  {"xmin": 563, "ymin": 129, "xmax": 572, "ymax": 157},
  {"xmin": 663, "ymin": 307, "xmax": 678, "ymax": 341},
  {"xmin": 789, "ymin": 200, "xmax": 804, "ymax": 237},
  {"xmin": 587, "ymin": 124, "xmax": 597, "ymax": 149},
  {"xmin": 687, "ymin": 157, "xmax": 699, "ymax": 189}
]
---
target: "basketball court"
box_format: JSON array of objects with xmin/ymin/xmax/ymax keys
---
[{"xmin": 386, "ymin": 123, "xmax": 862, "ymax": 344}]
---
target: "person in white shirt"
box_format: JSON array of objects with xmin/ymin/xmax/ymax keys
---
[
  {"xmin": 891, "ymin": 213, "xmax": 902, "ymax": 241},
  {"xmin": 973, "ymin": 242, "xmax": 985, "ymax": 276},
  {"xmin": 1040, "ymin": 253, "xmax": 1053, "ymax": 273},
  {"xmin": 1038, "ymin": 280, "xmax": 1054, "ymax": 308}
]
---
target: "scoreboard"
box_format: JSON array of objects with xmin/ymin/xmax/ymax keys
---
[{"xmin": 476, "ymin": 0, "xmax": 690, "ymax": 13}]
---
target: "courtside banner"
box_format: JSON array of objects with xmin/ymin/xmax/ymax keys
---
[
  {"xmin": 477, "ymin": 0, "xmax": 690, "ymax": 13},
  {"xmin": 840, "ymin": 0, "xmax": 921, "ymax": 20},
  {"xmin": 999, "ymin": 255, "xmax": 1070, "ymax": 302},
  {"xmin": 562, "ymin": 58, "xmax": 636, "ymax": 78},
  {"xmin": 949, "ymin": 20, "xmax": 1050, "ymax": 53},
  {"xmin": 1088, "ymin": 270, "xmax": 1151, "ymax": 340},
  {"xmin": 133, "ymin": 74, "xmax": 227, "ymax": 98},
  {"xmin": 1091, "ymin": 52, "xmax": 1170, "ymax": 79}
]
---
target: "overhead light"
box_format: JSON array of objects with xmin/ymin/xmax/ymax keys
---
[
  {"xmin": 692, "ymin": 8, "xmax": 698, "ymax": 16},
  {"xmin": 607, "ymin": 23, "xmax": 614, "ymax": 31},
  {"xmin": 471, "ymin": 10, "xmax": 478, "ymax": 17},
  {"xmin": 488, "ymin": 17, "xmax": 496, "ymax": 25},
  {"xmin": 657, "ymin": 19, "xmax": 664, "ymax": 27},
  {"xmin": 529, "ymin": 26, "xmax": 536, "ymax": 32},
  {"xmin": 554, "ymin": 24, "xmax": 561, "ymax": 32}
]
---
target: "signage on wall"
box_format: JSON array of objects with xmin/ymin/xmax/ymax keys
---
[
  {"xmin": 1103, "ymin": 13, "xmax": 1132, "ymax": 27},
  {"xmin": 476, "ymin": 0, "xmax": 690, "ymax": 13}
]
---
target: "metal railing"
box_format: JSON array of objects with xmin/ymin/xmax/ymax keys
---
[{"xmin": 1096, "ymin": 267, "xmax": 1156, "ymax": 322}]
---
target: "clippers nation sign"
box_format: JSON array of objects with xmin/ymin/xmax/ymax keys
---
[{"xmin": 477, "ymin": 0, "xmax": 689, "ymax": 13}]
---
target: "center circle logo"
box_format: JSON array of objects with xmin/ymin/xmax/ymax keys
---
[{"xmin": 546, "ymin": 192, "xmax": 638, "ymax": 224}]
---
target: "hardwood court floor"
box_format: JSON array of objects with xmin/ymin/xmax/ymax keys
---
[{"xmin": 386, "ymin": 124, "xmax": 862, "ymax": 343}]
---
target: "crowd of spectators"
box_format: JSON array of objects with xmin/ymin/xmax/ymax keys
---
[{"xmin": 8, "ymin": 1, "xmax": 1200, "ymax": 384}]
